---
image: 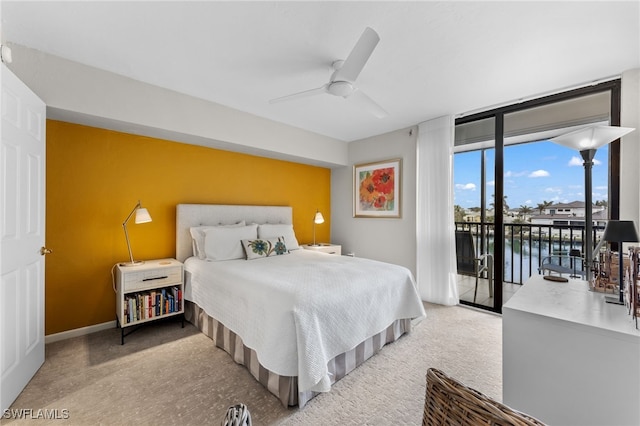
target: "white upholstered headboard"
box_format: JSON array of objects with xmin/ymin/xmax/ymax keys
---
[{"xmin": 175, "ymin": 204, "xmax": 293, "ymax": 263}]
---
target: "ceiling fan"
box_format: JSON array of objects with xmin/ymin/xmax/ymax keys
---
[{"xmin": 269, "ymin": 27, "xmax": 388, "ymax": 119}]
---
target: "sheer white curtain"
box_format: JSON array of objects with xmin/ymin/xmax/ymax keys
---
[{"xmin": 416, "ymin": 116, "xmax": 459, "ymax": 304}]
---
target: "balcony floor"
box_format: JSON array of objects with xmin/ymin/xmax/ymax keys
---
[{"xmin": 456, "ymin": 274, "xmax": 521, "ymax": 308}]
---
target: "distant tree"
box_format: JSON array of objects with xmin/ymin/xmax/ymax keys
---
[
  {"xmin": 490, "ymin": 194, "xmax": 509, "ymax": 214},
  {"xmin": 595, "ymin": 200, "xmax": 608, "ymax": 207},
  {"xmin": 536, "ymin": 200, "xmax": 553, "ymax": 215},
  {"xmin": 454, "ymin": 205, "xmax": 466, "ymax": 223},
  {"xmin": 518, "ymin": 205, "xmax": 533, "ymax": 220}
]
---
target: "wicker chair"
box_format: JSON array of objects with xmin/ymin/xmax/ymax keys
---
[{"xmin": 423, "ymin": 368, "xmax": 546, "ymax": 426}]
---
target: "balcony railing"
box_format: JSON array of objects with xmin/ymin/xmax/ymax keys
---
[{"xmin": 455, "ymin": 221, "xmax": 605, "ymax": 285}]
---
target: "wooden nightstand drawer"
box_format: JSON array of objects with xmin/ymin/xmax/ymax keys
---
[{"xmin": 122, "ymin": 266, "xmax": 182, "ymax": 292}]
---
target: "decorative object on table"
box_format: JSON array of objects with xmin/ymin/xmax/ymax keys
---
[
  {"xmin": 600, "ymin": 220, "xmax": 639, "ymax": 305},
  {"xmin": 543, "ymin": 275, "xmax": 569, "ymax": 283},
  {"xmin": 549, "ymin": 125, "xmax": 635, "ymax": 283},
  {"xmin": 592, "ymin": 250, "xmax": 621, "ymax": 294},
  {"xmin": 353, "ymin": 158, "xmax": 401, "ymax": 218},
  {"xmin": 120, "ymin": 200, "xmax": 152, "ymax": 266},
  {"xmin": 311, "ymin": 210, "xmax": 324, "ymax": 246}
]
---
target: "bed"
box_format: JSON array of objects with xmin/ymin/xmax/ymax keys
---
[{"xmin": 176, "ymin": 204, "xmax": 426, "ymax": 407}]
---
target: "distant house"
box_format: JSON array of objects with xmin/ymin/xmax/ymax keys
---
[
  {"xmin": 530, "ymin": 201, "xmax": 608, "ymax": 228},
  {"xmin": 463, "ymin": 208, "xmax": 494, "ymax": 223}
]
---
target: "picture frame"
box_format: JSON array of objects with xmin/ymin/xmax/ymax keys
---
[{"xmin": 353, "ymin": 158, "xmax": 402, "ymax": 218}]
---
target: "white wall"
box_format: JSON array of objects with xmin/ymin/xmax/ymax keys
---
[
  {"xmin": 331, "ymin": 126, "xmax": 418, "ymax": 277},
  {"xmin": 6, "ymin": 43, "xmax": 348, "ymax": 168},
  {"xmin": 620, "ymin": 68, "xmax": 640, "ymax": 225}
]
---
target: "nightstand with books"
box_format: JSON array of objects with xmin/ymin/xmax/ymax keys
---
[{"xmin": 114, "ymin": 258, "xmax": 184, "ymax": 344}]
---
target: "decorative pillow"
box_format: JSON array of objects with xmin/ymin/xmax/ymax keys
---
[
  {"xmin": 241, "ymin": 237, "xmax": 289, "ymax": 260},
  {"xmin": 190, "ymin": 221, "xmax": 246, "ymax": 259},
  {"xmin": 203, "ymin": 224, "xmax": 257, "ymax": 261},
  {"xmin": 257, "ymin": 224, "xmax": 300, "ymax": 250}
]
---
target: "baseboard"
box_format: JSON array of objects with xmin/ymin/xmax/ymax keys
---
[{"xmin": 45, "ymin": 320, "xmax": 117, "ymax": 344}]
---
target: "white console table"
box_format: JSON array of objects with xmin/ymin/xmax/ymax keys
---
[{"xmin": 503, "ymin": 275, "xmax": 640, "ymax": 426}]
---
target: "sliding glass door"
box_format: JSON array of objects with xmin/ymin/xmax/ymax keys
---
[{"xmin": 453, "ymin": 81, "xmax": 621, "ymax": 313}]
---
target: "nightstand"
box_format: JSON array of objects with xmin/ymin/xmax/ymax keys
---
[
  {"xmin": 302, "ymin": 243, "xmax": 342, "ymax": 255},
  {"xmin": 114, "ymin": 258, "xmax": 184, "ymax": 344}
]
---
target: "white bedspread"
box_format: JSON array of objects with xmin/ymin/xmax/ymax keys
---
[{"xmin": 184, "ymin": 249, "xmax": 426, "ymax": 393}]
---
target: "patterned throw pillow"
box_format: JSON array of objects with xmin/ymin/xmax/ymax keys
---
[{"xmin": 241, "ymin": 237, "xmax": 288, "ymax": 260}]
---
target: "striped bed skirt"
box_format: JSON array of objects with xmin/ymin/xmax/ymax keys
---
[{"xmin": 184, "ymin": 300, "xmax": 411, "ymax": 408}]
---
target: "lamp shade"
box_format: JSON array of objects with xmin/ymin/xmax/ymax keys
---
[
  {"xmin": 314, "ymin": 211, "xmax": 325, "ymax": 224},
  {"xmin": 603, "ymin": 220, "xmax": 639, "ymax": 243},
  {"xmin": 121, "ymin": 201, "xmax": 152, "ymax": 266},
  {"xmin": 135, "ymin": 207, "xmax": 152, "ymax": 224},
  {"xmin": 549, "ymin": 125, "xmax": 634, "ymax": 151}
]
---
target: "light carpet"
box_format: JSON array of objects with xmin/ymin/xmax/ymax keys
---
[{"xmin": 2, "ymin": 303, "xmax": 502, "ymax": 425}]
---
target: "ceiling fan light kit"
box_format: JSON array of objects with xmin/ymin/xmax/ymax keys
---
[
  {"xmin": 270, "ymin": 27, "xmax": 388, "ymax": 118},
  {"xmin": 327, "ymin": 81, "xmax": 354, "ymax": 97}
]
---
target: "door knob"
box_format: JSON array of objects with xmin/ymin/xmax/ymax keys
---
[{"xmin": 40, "ymin": 247, "xmax": 52, "ymax": 255}]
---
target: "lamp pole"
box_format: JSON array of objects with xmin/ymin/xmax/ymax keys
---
[{"xmin": 581, "ymin": 149, "xmax": 595, "ymax": 283}]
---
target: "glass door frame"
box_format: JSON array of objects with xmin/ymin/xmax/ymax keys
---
[{"xmin": 455, "ymin": 79, "xmax": 622, "ymax": 314}]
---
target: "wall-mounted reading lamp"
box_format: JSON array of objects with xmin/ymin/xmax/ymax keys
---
[{"xmin": 120, "ymin": 200, "xmax": 152, "ymax": 266}]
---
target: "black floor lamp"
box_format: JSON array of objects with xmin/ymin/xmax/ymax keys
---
[
  {"xmin": 602, "ymin": 220, "xmax": 639, "ymax": 305},
  {"xmin": 549, "ymin": 125, "xmax": 634, "ymax": 282}
]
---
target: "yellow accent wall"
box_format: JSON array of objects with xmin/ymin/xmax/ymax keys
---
[{"xmin": 46, "ymin": 120, "xmax": 331, "ymax": 335}]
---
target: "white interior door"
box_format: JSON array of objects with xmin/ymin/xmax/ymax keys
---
[{"xmin": 1, "ymin": 62, "xmax": 46, "ymax": 411}]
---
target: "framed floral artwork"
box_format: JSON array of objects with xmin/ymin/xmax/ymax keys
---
[{"xmin": 353, "ymin": 158, "xmax": 401, "ymax": 218}]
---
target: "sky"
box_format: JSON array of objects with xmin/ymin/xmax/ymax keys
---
[{"xmin": 453, "ymin": 140, "xmax": 609, "ymax": 210}]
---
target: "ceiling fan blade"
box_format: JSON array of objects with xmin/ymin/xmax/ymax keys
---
[
  {"xmin": 350, "ymin": 89, "xmax": 388, "ymax": 119},
  {"xmin": 333, "ymin": 27, "xmax": 380, "ymax": 83},
  {"xmin": 269, "ymin": 85, "xmax": 327, "ymax": 104}
]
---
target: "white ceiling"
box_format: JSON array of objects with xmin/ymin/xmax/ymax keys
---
[{"xmin": 2, "ymin": 1, "xmax": 639, "ymax": 142}]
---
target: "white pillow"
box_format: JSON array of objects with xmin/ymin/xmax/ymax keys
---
[
  {"xmin": 257, "ymin": 223, "xmax": 300, "ymax": 250},
  {"xmin": 203, "ymin": 224, "xmax": 257, "ymax": 261},
  {"xmin": 190, "ymin": 221, "xmax": 245, "ymax": 259},
  {"xmin": 241, "ymin": 237, "xmax": 289, "ymax": 260}
]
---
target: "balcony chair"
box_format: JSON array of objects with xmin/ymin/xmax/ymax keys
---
[
  {"xmin": 455, "ymin": 230, "xmax": 493, "ymax": 303},
  {"xmin": 423, "ymin": 368, "xmax": 546, "ymax": 425},
  {"xmin": 538, "ymin": 249, "xmax": 584, "ymax": 279}
]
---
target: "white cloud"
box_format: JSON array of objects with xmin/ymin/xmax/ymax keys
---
[
  {"xmin": 529, "ymin": 170, "xmax": 550, "ymax": 178},
  {"xmin": 487, "ymin": 180, "xmax": 495, "ymax": 187},
  {"xmin": 455, "ymin": 183, "xmax": 476, "ymax": 190},
  {"xmin": 569, "ymin": 156, "xmax": 601, "ymax": 166},
  {"xmin": 568, "ymin": 156, "xmax": 583, "ymax": 166},
  {"xmin": 545, "ymin": 187, "xmax": 562, "ymax": 194},
  {"xmin": 505, "ymin": 170, "xmax": 528, "ymax": 178}
]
